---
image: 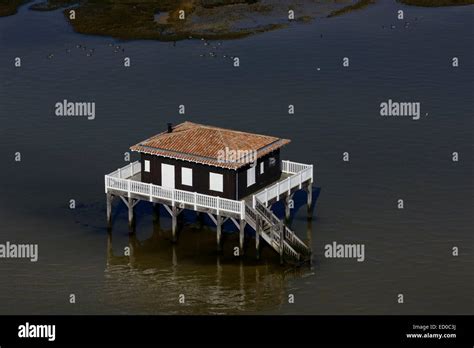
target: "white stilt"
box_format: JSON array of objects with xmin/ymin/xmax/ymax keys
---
[
  {"xmin": 284, "ymin": 195, "xmax": 292, "ymax": 220},
  {"xmin": 307, "ymin": 184, "xmax": 313, "ymax": 213},
  {"xmin": 239, "ymin": 219, "xmax": 246, "ymax": 255},
  {"xmin": 255, "ymin": 215, "xmax": 261, "ymax": 260},
  {"xmin": 106, "ymin": 193, "xmax": 112, "ymax": 226},
  {"xmin": 216, "ymin": 214, "xmax": 222, "ymax": 252},
  {"xmin": 128, "ymin": 197, "xmax": 134, "ymax": 228},
  {"xmin": 171, "ymin": 205, "xmax": 177, "ymax": 243},
  {"xmin": 279, "ymin": 221, "xmax": 284, "ymax": 265}
]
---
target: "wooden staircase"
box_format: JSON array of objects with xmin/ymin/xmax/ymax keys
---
[{"xmin": 245, "ymin": 199, "xmax": 311, "ymax": 264}]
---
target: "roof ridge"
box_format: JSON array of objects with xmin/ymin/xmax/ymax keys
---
[{"xmin": 217, "ymin": 128, "xmax": 235, "ymax": 150}]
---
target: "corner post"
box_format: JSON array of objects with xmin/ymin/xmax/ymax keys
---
[
  {"xmin": 284, "ymin": 195, "xmax": 291, "ymax": 220},
  {"xmin": 106, "ymin": 229, "xmax": 113, "ymax": 263},
  {"xmin": 216, "ymin": 214, "xmax": 222, "ymax": 252},
  {"xmin": 255, "ymin": 215, "xmax": 260, "ymax": 260},
  {"xmin": 279, "ymin": 221, "xmax": 284, "ymax": 265},
  {"xmin": 171, "ymin": 205, "xmax": 178, "ymax": 243},
  {"xmin": 307, "ymin": 217, "xmax": 313, "ymax": 255},
  {"xmin": 106, "ymin": 193, "xmax": 113, "ymax": 226},
  {"xmin": 307, "ymin": 184, "xmax": 313, "ymax": 215},
  {"xmin": 239, "ymin": 219, "xmax": 245, "ymax": 255},
  {"xmin": 128, "ymin": 197, "xmax": 134, "ymax": 228}
]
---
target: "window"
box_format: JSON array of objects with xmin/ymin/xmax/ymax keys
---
[
  {"xmin": 209, "ymin": 172, "xmax": 223, "ymax": 192},
  {"xmin": 247, "ymin": 165, "xmax": 256, "ymax": 187},
  {"xmin": 260, "ymin": 162, "xmax": 264, "ymax": 174},
  {"xmin": 181, "ymin": 167, "xmax": 193, "ymax": 186},
  {"xmin": 144, "ymin": 160, "xmax": 150, "ymax": 173},
  {"xmin": 269, "ymin": 157, "xmax": 276, "ymax": 167}
]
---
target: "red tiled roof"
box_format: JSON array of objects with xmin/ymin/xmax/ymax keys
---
[{"xmin": 130, "ymin": 122, "xmax": 291, "ymax": 169}]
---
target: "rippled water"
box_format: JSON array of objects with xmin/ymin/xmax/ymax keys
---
[{"xmin": 0, "ymin": 1, "xmax": 472, "ymax": 314}]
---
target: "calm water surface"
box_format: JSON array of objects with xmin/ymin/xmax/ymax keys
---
[{"xmin": 0, "ymin": 1, "xmax": 472, "ymax": 314}]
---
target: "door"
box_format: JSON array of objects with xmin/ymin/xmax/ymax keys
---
[
  {"xmin": 247, "ymin": 165, "xmax": 256, "ymax": 187},
  {"xmin": 161, "ymin": 163, "xmax": 175, "ymax": 188}
]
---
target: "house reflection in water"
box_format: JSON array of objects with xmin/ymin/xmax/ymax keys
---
[{"xmin": 102, "ymin": 206, "xmax": 314, "ymax": 314}]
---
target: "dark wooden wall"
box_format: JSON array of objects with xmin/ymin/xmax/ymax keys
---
[
  {"xmin": 140, "ymin": 153, "xmax": 236, "ymax": 199},
  {"xmin": 236, "ymin": 149, "xmax": 281, "ymax": 199},
  {"xmin": 139, "ymin": 149, "xmax": 282, "ymax": 200}
]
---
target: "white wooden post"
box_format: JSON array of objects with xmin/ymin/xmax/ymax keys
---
[
  {"xmin": 241, "ymin": 201, "xmax": 245, "ymax": 220},
  {"xmin": 299, "ymin": 172, "xmax": 302, "ymax": 189},
  {"xmin": 172, "ymin": 189, "xmax": 175, "ymax": 207},
  {"xmin": 194, "ymin": 192, "xmax": 197, "ymax": 210},
  {"xmin": 287, "ymin": 178, "xmax": 291, "ymax": 194},
  {"xmin": 149, "ymin": 183, "xmax": 152, "ymax": 202},
  {"xmin": 216, "ymin": 196, "xmax": 220, "ymax": 215},
  {"xmin": 104, "ymin": 176, "xmax": 108, "ymax": 193}
]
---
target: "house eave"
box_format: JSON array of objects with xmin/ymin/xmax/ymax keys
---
[{"xmin": 130, "ymin": 138, "xmax": 290, "ymax": 170}]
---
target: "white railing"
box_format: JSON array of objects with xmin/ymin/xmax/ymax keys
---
[
  {"xmin": 105, "ymin": 160, "xmax": 313, "ymax": 219},
  {"xmin": 254, "ymin": 160, "xmax": 313, "ymax": 207},
  {"xmin": 105, "ymin": 162, "xmax": 245, "ymax": 218},
  {"xmin": 107, "ymin": 161, "xmax": 141, "ymax": 179},
  {"xmin": 282, "ymin": 160, "xmax": 312, "ymax": 175}
]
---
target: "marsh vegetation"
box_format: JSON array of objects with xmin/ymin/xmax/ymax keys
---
[{"xmin": 1, "ymin": 0, "xmax": 473, "ymax": 39}]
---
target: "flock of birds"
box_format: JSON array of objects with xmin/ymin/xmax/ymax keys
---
[
  {"xmin": 45, "ymin": 37, "xmax": 238, "ymax": 61},
  {"xmin": 383, "ymin": 16, "xmax": 420, "ymax": 30},
  {"xmin": 46, "ymin": 17, "xmax": 420, "ymax": 60},
  {"xmin": 198, "ymin": 38, "xmax": 236, "ymax": 60},
  {"xmin": 46, "ymin": 42, "xmax": 126, "ymax": 59},
  {"xmin": 382, "ymin": 21, "xmax": 413, "ymax": 30}
]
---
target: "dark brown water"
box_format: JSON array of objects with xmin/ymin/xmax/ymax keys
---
[{"xmin": 0, "ymin": 1, "xmax": 472, "ymax": 314}]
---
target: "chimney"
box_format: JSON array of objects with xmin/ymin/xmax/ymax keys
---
[{"xmin": 167, "ymin": 123, "xmax": 173, "ymax": 133}]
